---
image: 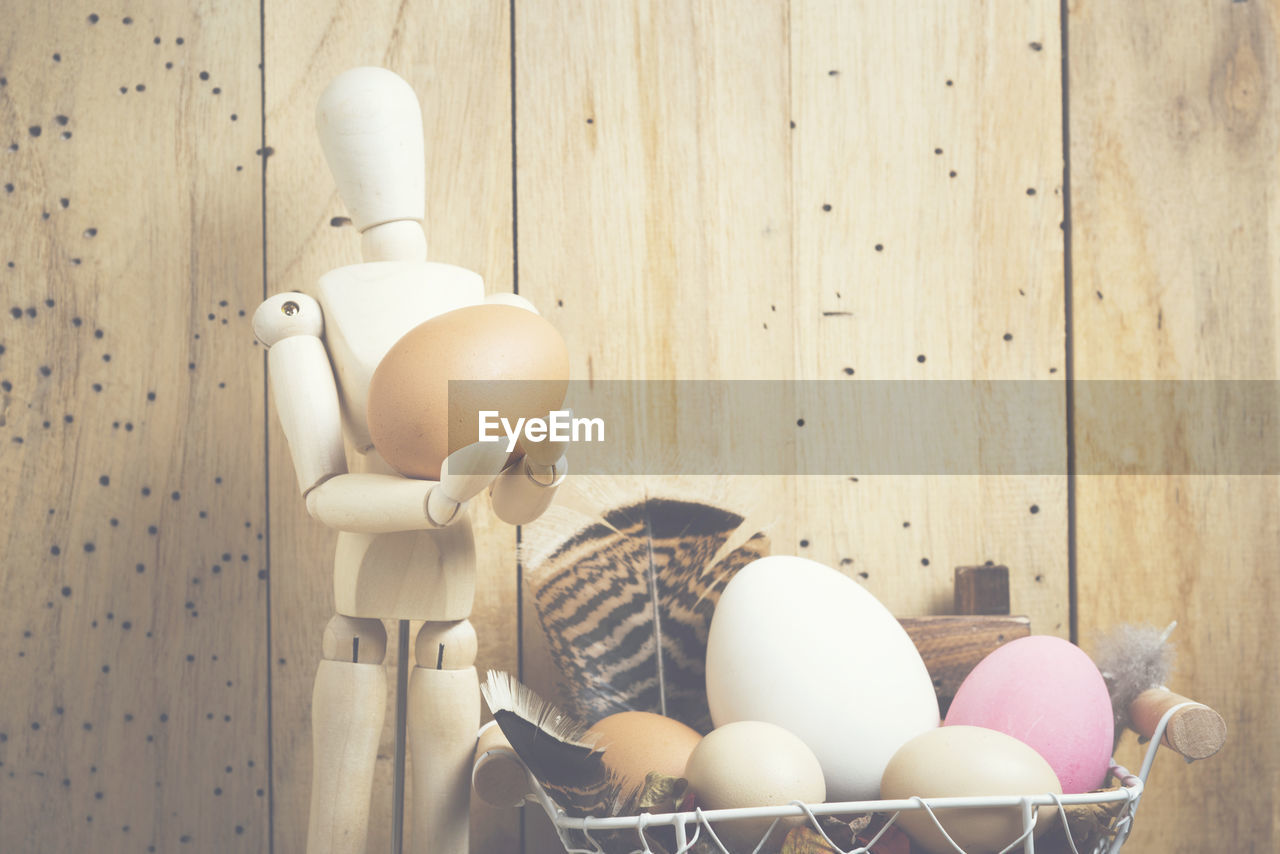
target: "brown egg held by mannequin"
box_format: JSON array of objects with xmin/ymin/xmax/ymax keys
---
[{"xmin": 366, "ymin": 304, "xmax": 570, "ymax": 480}]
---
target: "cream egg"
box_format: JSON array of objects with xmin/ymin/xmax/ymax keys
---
[
  {"xmin": 685, "ymin": 721, "xmax": 825, "ymax": 851},
  {"xmin": 881, "ymin": 725, "xmax": 1063, "ymax": 854}
]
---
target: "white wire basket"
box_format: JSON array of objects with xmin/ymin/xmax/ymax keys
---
[{"xmin": 525, "ymin": 702, "xmax": 1198, "ymax": 854}]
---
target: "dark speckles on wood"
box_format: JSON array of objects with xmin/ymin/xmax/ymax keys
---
[
  {"xmin": 1030, "ymin": 42, "xmax": 1043, "ymax": 51},
  {"xmin": 329, "ymin": 216, "xmax": 351, "ymax": 227}
]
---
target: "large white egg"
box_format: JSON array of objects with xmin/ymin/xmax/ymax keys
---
[{"xmin": 706, "ymin": 556, "xmax": 939, "ymax": 801}]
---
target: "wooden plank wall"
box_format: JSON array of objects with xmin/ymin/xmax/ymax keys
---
[
  {"xmin": 1070, "ymin": 1, "xmax": 1279, "ymax": 850},
  {"xmin": 0, "ymin": 1, "xmax": 271, "ymax": 851},
  {"xmin": 0, "ymin": 2, "xmax": 1272, "ymax": 853},
  {"xmin": 513, "ymin": 3, "xmax": 1065, "ymax": 851}
]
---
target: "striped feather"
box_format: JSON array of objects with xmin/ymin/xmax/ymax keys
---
[{"xmin": 525, "ymin": 493, "xmax": 770, "ymax": 733}]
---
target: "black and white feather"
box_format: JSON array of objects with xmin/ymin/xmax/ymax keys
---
[{"xmin": 479, "ymin": 669, "xmax": 622, "ymax": 818}]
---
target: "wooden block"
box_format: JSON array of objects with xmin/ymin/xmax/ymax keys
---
[
  {"xmin": 899, "ymin": 615, "xmax": 1031, "ymax": 702},
  {"xmin": 954, "ymin": 565, "xmax": 1011, "ymax": 616}
]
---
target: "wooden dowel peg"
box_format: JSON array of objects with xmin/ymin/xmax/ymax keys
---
[
  {"xmin": 472, "ymin": 721, "xmax": 533, "ymax": 808},
  {"xmin": 1129, "ymin": 687, "xmax": 1227, "ymax": 761}
]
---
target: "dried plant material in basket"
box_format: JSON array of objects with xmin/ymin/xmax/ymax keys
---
[
  {"xmin": 764, "ymin": 795, "xmax": 1128, "ymax": 854},
  {"xmin": 1033, "ymin": 790, "xmax": 1130, "ymax": 854}
]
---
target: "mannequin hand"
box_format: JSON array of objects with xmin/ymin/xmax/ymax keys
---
[{"xmin": 425, "ymin": 441, "xmax": 512, "ymax": 526}]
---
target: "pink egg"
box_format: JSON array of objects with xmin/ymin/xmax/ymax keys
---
[{"xmin": 945, "ymin": 636, "xmax": 1113, "ymax": 793}]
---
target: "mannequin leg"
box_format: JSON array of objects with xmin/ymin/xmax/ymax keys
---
[
  {"xmin": 308, "ymin": 615, "xmax": 388, "ymax": 854},
  {"xmin": 407, "ymin": 619, "xmax": 480, "ymax": 854}
]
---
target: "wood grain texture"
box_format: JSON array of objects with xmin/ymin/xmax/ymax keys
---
[
  {"xmin": 5, "ymin": 2, "xmax": 1264, "ymax": 852},
  {"xmin": 899, "ymin": 615, "xmax": 1032, "ymax": 703},
  {"xmin": 1070, "ymin": 0, "xmax": 1279, "ymax": 850},
  {"xmin": 513, "ymin": 2, "xmax": 795, "ymax": 849},
  {"xmin": 790, "ymin": 0, "xmax": 1068, "ymax": 632},
  {"xmin": 263, "ymin": 1, "xmax": 516, "ymax": 852},
  {"xmin": 515, "ymin": 2, "xmax": 1063, "ymax": 852},
  {"xmin": 0, "ymin": 1, "xmax": 269, "ymax": 851}
]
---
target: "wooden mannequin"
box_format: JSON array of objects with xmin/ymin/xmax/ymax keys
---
[{"xmin": 253, "ymin": 67, "xmax": 568, "ymax": 854}]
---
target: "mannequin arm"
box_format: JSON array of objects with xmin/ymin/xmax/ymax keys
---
[
  {"xmin": 253, "ymin": 293, "xmax": 348, "ymax": 494},
  {"xmin": 254, "ymin": 292, "xmax": 508, "ymax": 532},
  {"xmin": 307, "ymin": 442, "xmax": 511, "ymax": 532}
]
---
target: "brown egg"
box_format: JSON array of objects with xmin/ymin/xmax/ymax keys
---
[
  {"xmin": 366, "ymin": 304, "xmax": 569, "ymax": 479},
  {"xmin": 587, "ymin": 711, "xmax": 703, "ymax": 796}
]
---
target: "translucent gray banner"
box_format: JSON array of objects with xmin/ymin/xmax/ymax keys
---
[{"xmin": 446, "ymin": 380, "xmax": 1280, "ymax": 475}]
